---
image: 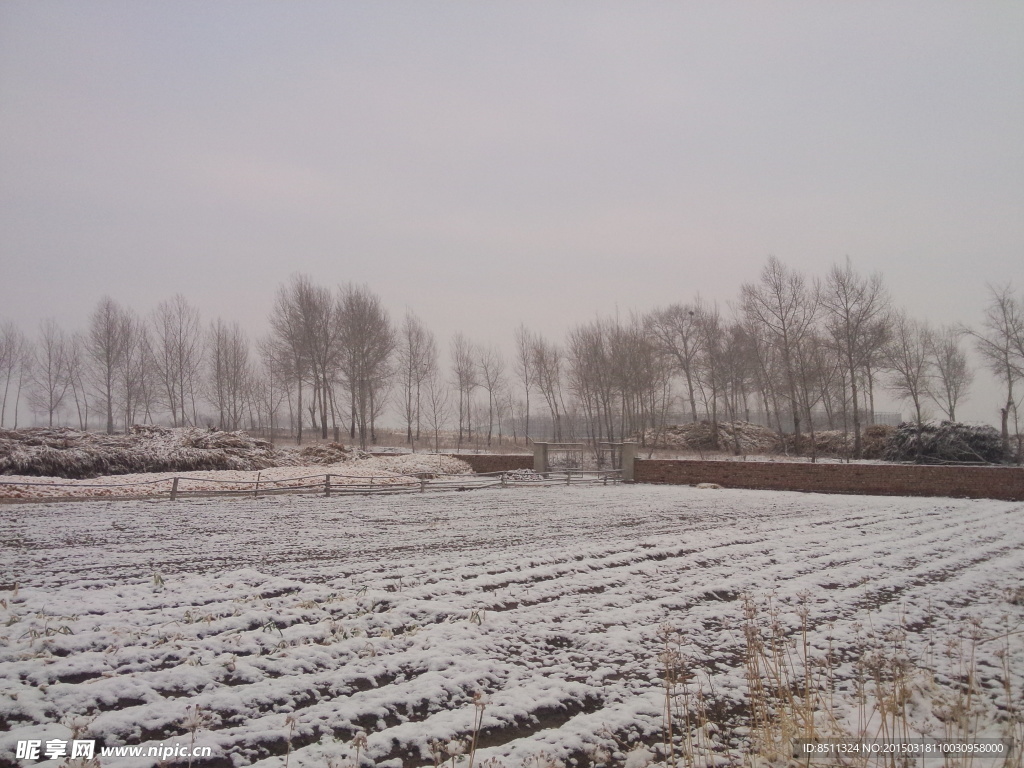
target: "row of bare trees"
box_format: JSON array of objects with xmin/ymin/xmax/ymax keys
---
[
  {"xmin": 0, "ymin": 278, "xmax": 421, "ymax": 449},
  {"xmin": 2, "ymin": 295, "xmax": 232, "ymax": 435},
  {"xmin": 509, "ymin": 258, "xmax": 1020, "ymax": 459},
  {"xmin": 2, "ymin": 261, "xmax": 1022, "ymax": 458}
]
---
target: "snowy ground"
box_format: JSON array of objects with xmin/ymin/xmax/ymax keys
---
[{"xmin": 1, "ymin": 486, "xmax": 1022, "ymax": 768}]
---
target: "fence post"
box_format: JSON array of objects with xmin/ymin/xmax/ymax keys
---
[
  {"xmin": 566, "ymin": 470, "xmax": 571, "ymax": 485},
  {"xmin": 170, "ymin": 477, "xmax": 179, "ymax": 501},
  {"xmin": 420, "ymin": 477, "xmax": 426, "ymax": 493},
  {"xmin": 324, "ymin": 474, "xmax": 331, "ymax": 497}
]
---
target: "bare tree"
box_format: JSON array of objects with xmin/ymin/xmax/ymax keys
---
[
  {"xmin": 450, "ymin": 333, "xmax": 478, "ymax": 447},
  {"xmin": 886, "ymin": 313, "xmax": 933, "ymax": 460},
  {"xmin": 29, "ymin": 319, "xmax": 71, "ymax": 427},
  {"xmin": 718, "ymin": 318, "xmax": 758, "ymax": 453},
  {"xmin": 741, "ymin": 257, "xmax": 820, "ymax": 445},
  {"xmin": 927, "ymin": 325, "xmax": 972, "ymax": 422},
  {"xmin": 1, "ymin": 321, "xmax": 30, "ymax": 428},
  {"xmin": 254, "ymin": 335, "xmax": 291, "ymax": 438},
  {"xmin": 607, "ymin": 315, "xmax": 668, "ymax": 443},
  {"xmin": 298, "ymin": 279, "xmax": 340, "ymax": 440},
  {"xmin": 792, "ymin": 329, "xmax": 837, "ymax": 461},
  {"xmin": 532, "ymin": 334, "xmax": 565, "ymax": 441},
  {"xmin": 269, "ymin": 281, "xmax": 312, "ymax": 443},
  {"xmin": 87, "ymin": 297, "xmax": 127, "ymax": 434},
  {"xmin": 693, "ymin": 303, "xmax": 725, "ymax": 448},
  {"xmin": 207, "ymin": 319, "xmax": 252, "ymax": 431},
  {"xmin": 397, "ymin": 311, "xmax": 437, "ymax": 446},
  {"xmin": 337, "ymin": 284, "xmax": 395, "ymax": 449},
  {"xmin": 820, "ymin": 259, "xmax": 890, "ymax": 457},
  {"xmin": 423, "ymin": 369, "xmax": 451, "ymax": 453},
  {"xmin": 647, "ymin": 302, "xmax": 704, "ymax": 423},
  {"xmin": 809, "ymin": 331, "xmax": 845, "ymax": 432},
  {"xmin": 478, "ymin": 345, "xmax": 506, "ymax": 446},
  {"xmin": 567, "ymin": 319, "xmax": 615, "ymax": 444},
  {"xmin": 743, "ymin": 310, "xmax": 787, "ymax": 438},
  {"xmin": 493, "ymin": 381, "xmax": 511, "ymax": 444},
  {"xmin": 968, "ymin": 284, "xmax": 1024, "ymax": 457},
  {"xmin": 513, "ymin": 325, "xmax": 535, "ymax": 442},
  {"xmin": 568, "ymin": 315, "xmax": 670, "ymax": 448},
  {"xmin": 269, "ymin": 276, "xmax": 340, "ymax": 441},
  {"xmin": 152, "ymin": 295, "xmax": 204, "ymax": 427},
  {"xmin": 65, "ymin": 334, "xmax": 90, "ymax": 430},
  {"xmin": 118, "ymin": 308, "xmax": 153, "ymax": 431}
]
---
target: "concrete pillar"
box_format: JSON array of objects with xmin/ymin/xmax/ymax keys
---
[
  {"xmin": 533, "ymin": 442, "xmax": 548, "ymax": 474},
  {"xmin": 621, "ymin": 442, "xmax": 637, "ymax": 482}
]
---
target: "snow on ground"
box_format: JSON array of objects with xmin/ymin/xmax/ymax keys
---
[
  {"xmin": 1, "ymin": 486, "xmax": 1023, "ymax": 768},
  {"xmin": 0, "ymin": 454, "xmax": 473, "ymax": 501}
]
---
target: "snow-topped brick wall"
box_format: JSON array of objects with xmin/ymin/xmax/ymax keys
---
[{"xmin": 635, "ymin": 459, "xmax": 1024, "ymax": 500}]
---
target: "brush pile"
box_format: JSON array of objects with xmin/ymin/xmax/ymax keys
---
[
  {"xmin": 861, "ymin": 424, "xmax": 895, "ymax": 458},
  {"xmin": 882, "ymin": 421, "xmax": 1008, "ymax": 464},
  {"xmin": 276, "ymin": 442, "xmax": 369, "ymax": 466},
  {"xmin": 780, "ymin": 427, "xmax": 887, "ymax": 458},
  {"xmin": 640, "ymin": 421, "xmax": 781, "ymax": 453},
  {"xmin": 786, "ymin": 430, "xmax": 852, "ymax": 456},
  {"xmin": 0, "ymin": 426, "xmax": 478, "ymax": 494},
  {"xmin": 643, "ymin": 421, "xmax": 899, "ymax": 459},
  {"xmin": 0, "ymin": 425, "xmax": 279, "ymax": 479}
]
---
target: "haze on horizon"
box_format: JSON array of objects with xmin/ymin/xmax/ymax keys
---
[{"xmin": 1, "ymin": 1, "xmax": 1022, "ymax": 427}]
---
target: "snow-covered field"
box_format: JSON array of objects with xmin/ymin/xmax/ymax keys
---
[{"xmin": 1, "ymin": 486, "xmax": 1022, "ymax": 768}]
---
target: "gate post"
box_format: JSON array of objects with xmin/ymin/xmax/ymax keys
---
[
  {"xmin": 533, "ymin": 442, "xmax": 548, "ymax": 475},
  {"xmin": 621, "ymin": 442, "xmax": 637, "ymax": 482}
]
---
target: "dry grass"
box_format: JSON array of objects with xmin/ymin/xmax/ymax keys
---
[{"xmin": 383, "ymin": 593, "xmax": 1022, "ymax": 768}]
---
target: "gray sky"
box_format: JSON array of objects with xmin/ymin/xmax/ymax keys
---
[{"xmin": 1, "ymin": 2, "xmax": 1022, "ymax": 424}]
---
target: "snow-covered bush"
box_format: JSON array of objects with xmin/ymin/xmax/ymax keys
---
[{"xmin": 881, "ymin": 421, "xmax": 1007, "ymax": 464}]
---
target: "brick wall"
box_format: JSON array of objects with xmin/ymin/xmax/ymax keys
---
[
  {"xmin": 635, "ymin": 459, "xmax": 1024, "ymax": 501},
  {"xmin": 444, "ymin": 454, "xmax": 533, "ymax": 474}
]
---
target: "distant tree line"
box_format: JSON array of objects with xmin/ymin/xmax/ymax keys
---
[{"xmin": 1, "ymin": 259, "xmax": 1022, "ymax": 459}]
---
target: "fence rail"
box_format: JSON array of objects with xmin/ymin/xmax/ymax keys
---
[{"xmin": 0, "ymin": 468, "xmax": 621, "ymax": 503}]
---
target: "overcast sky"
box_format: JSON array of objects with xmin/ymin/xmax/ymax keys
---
[{"xmin": 1, "ymin": 2, "xmax": 1022, "ymax": 425}]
